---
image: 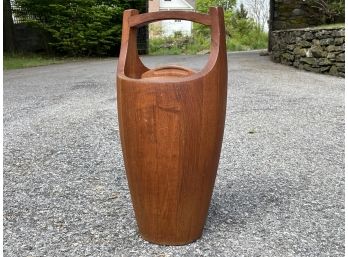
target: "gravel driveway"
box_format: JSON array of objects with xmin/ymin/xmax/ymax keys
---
[{"xmin": 4, "ymin": 51, "xmax": 345, "ymax": 256}]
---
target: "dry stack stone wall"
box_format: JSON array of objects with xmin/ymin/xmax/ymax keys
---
[
  {"xmin": 270, "ymin": 28, "xmax": 345, "ymax": 77},
  {"xmin": 272, "ymin": 0, "xmax": 323, "ymax": 30}
]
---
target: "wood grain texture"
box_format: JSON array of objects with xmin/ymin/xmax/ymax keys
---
[
  {"xmin": 116, "ymin": 7, "xmax": 227, "ymax": 245},
  {"xmin": 141, "ymin": 66, "xmax": 195, "ymax": 79},
  {"xmin": 128, "ymin": 10, "xmax": 212, "ymax": 28}
]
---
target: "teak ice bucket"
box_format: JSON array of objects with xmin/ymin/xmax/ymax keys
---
[{"xmin": 116, "ymin": 7, "xmax": 227, "ymax": 245}]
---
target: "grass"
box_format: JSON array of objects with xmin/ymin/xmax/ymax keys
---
[
  {"xmin": 3, "ymin": 53, "xmax": 80, "ymax": 70},
  {"xmin": 226, "ymin": 32, "xmax": 268, "ymax": 52},
  {"xmin": 149, "ymin": 34, "xmax": 210, "ymax": 56},
  {"xmin": 4, "ymin": 29, "xmax": 270, "ymax": 69},
  {"xmin": 312, "ymin": 23, "xmax": 345, "ymax": 29},
  {"xmin": 149, "ymin": 31, "xmax": 268, "ymax": 55}
]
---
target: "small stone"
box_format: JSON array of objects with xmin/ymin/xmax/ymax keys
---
[
  {"xmin": 329, "ymin": 65, "xmax": 338, "ymax": 75},
  {"xmin": 293, "ymin": 31, "xmax": 303, "ymax": 37},
  {"xmin": 292, "ymin": 8, "xmax": 305, "ymax": 16},
  {"xmin": 281, "ymin": 53, "xmax": 294, "ymax": 61},
  {"xmin": 272, "ymin": 44, "xmax": 280, "ymax": 51},
  {"xmin": 315, "ymin": 30, "xmax": 331, "ymax": 39},
  {"xmin": 327, "ymin": 53, "xmax": 336, "ymax": 59},
  {"xmin": 259, "ymin": 51, "xmax": 269, "ymax": 56},
  {"xmin": 286, "ymin": 35, "xmax": 297, "ymax": 44},
  {"xmin": 337, "ymin": 66, "xmax": 345, "ymax": 73},
  {"xmin": 336, "ymin": 53, "xmax": 345, "ymax": 62},
  {"xmin": 310, "ymin": 45, "xmax": 326, "ymax": 58},
  {"xmin": 334, "ymin": 44, "xmax": 345, "ymax": 52},
  {"xmin": 272, "ymin": 54, "xmax": 281, "ymax": 63},
  {"xmin": 303, "ymin": 64, "xmax": 319, "ymax": 72},
  {"xmin": 300, "ymin": 57, "xmax": 316, "ymax": 65},
  {"xmin": 334, "ymin": 37, "xmax": 344, "ymax": 45},
  {"xmin": 294, "ymin": 47, "xmax": 307, "ymax": 57},
  {"xmin": 338, "ymin": 72, "xmax": 345, "ymax": 77},
  {"xmin": 298, "ymin": 40, "xmax": 312, "ymax": 48},
  {"xmin": 287, "ymin": 44, "xmax": 296, "ymax": 51},
  {"xmin": 281, "ymin": 59, "xmax": 292, "ymax": 66},
  {"xmin": 320, "ymin": 66, "xmax": 331, "ymax": 72},
  {"xmin": 305, "ymin": 49, "xmax": 313, "ymax": 57},
  {"xmin": 312, "ymin": 39, "xmax": 320, "ymax": 46},
  {"xmin": 332, "ymin": 30, "xmax": 345, "ymax": 37},
  {"xmin": 326, "ymin": 45, "xmax": 336, "ymax": 52},
  {"xmin": 303, "ymin": 32, "xmax": 314, "ymax": 40},
  {"xmin": 318, "ymin": 58, "xmax": 331, "ymax": 66},
  {"xmin": 320, "ymin": 38, "xmax": 334, "ymax": 46},
  {"xmin": 295, "ymin": 37, "xmax": 303, "ymax": 43}
]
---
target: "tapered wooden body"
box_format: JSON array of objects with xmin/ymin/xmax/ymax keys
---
[{"xmin": 116, "ymin": 7, "xmax": 227, "ymax": 245}]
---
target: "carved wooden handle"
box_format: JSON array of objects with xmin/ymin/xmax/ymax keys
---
[
  {"xmin": 118, "ymin": 7, "xmax": 226, "ymax": 77},
  {"xmin": 128, "ymin": 10, "xmax": 212, "ymax": 28}
]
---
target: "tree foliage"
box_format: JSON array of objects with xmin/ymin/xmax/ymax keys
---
[
  {"xmin": 303, "ymin": 0, "xmax": 345, "ymax": 23},
  {"xmin": 195, "ymin": 0, "xmax": 236, "ymax": 13},
  {"xmin": 195, "ymin": 1, "xmax": 265, "ymax": 37},
  {"xmin": 193, "ymin": 1, "xmax": 268, "ymax": 52},
  {"xmin": 236, "ymin": 3, "xmax": 248, "ymax": 19},
  {"xmin": 13, "ymin": 0, "xmax": 140, "ymax": 56},
  {"xmin": 195, "ymin": 0, "xmax": 237, "ymax": 38},
  {"xmin": 243, "ymin": 0, "xmax": 269, "ymax": 31}
]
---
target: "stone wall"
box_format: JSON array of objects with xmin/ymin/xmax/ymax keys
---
[
  {"xmin": 272, "ymin": 0, "xmax": 324, "ymax": 30},
  {"xmin": 270, "ymin": 28, "xmax": 345, "ymax": 77}
]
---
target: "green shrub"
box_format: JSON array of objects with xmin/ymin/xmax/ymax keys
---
[
  {"xmin": 13, "ymin": 0, "xmax": 136, "ymax": 56},
  {"xmin": 149, "ymin": 1, "xmax": 268, "ymax": 55},
  {"xmin": 149, "ymin": 29, "xmax": 267, "ymax": 55},
  {"xmin": 303, "ymin": 0, "xmax": 345, "ymax": 23},
  {"xmin": 149, "ymin": 34, "xmax": 205, "ymax": 55}
]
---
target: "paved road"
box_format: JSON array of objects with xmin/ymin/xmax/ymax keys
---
[{"xmin": 4, "ymin": 52, "xmax": 345, "ymax": 257}]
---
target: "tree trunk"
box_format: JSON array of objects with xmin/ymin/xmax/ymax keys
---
[{"xmin": 4, "ymin": 0, "xmax": 16, "ymax": 53}]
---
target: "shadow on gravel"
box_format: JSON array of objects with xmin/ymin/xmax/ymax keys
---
[{"xmin": 205, "ymin": 175, "xmax": 296, "ymax": 233}]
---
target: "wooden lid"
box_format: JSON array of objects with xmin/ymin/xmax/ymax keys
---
[{"xmin": 141, "ymin": 65, "xmax": 196, "ymax": 79}]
